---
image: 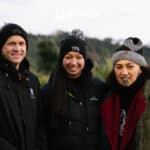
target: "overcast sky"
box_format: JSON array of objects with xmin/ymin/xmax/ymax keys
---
[{"xmin": 0, "ymin": 0, "xmax": 150, "ymax": 45}]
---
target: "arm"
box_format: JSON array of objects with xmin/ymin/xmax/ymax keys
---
[{"xmin": 0, "ymin": 138, "xmax": 18, "ymax": 150}]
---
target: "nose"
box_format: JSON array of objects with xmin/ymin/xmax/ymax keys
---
[
  {"xmin": 14, "ymin": 44, "xmax": 21, "ymax": 51},
  {"xmin": 70, "ymin": 58, "xmax": 77, "ymax": 65},
  {"xmin": 121, "ymin": 67, "xmax": 128, "ymax": 75}
]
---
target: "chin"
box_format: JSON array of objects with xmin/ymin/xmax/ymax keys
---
[{"xmin": 11, "ymin": 60, "xmax": 23, "ymax": 65}]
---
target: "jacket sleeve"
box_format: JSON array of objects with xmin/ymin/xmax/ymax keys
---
[
  {"xmin": 0, "ymin": 138, "xmax": 18, "ymax": 150},
  {"xmin": 37, "ymin": 85, "xmax": 49, "ymax": 150}
]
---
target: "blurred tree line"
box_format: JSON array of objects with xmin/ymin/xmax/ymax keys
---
[{"xmin": 27, "ymin": 31, "xmax": 150, "ymax": 85}]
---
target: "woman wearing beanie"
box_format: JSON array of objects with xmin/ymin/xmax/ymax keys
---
[
  {"xmin": 100, "ymin": 37, "xmax": 150, "ymax": 150},
  {"xmin": 40, "ymin": 29, "xmax": 106, "ymax": 150}
]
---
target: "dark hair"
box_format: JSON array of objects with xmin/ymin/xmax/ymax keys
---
[
  {"xmin": 48, "ymin": 59, "xmax": 93, "ymax": 127},
  {"xmin": 141, "ymin": 66, "xmax": 150, "ymax": 79},
  {"xmin": 105, "ymin": 70, "xmax": 117, "ymax": 88}
]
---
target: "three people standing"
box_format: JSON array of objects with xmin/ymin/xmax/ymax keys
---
[{"xmin": 1, "ymin": 22, "xmax": 150, "ymax": 150}]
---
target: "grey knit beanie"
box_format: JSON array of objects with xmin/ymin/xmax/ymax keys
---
[{"xmin": 112, "ymin": 37, "xmax": 147, "ymax": 66}]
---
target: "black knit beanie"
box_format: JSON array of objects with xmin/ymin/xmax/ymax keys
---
[
  {"xmin": 0, "ymin": 23, "xmax": 28, "ymax": 51},
  {"xmin": 112, "ymin": 37, "xmax": 147, "ymax": 66},
  {"xmin": 58, "ymin": 29, "xmax": 87, "ymax": 62}
]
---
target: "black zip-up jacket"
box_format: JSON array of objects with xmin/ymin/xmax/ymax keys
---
[
  {"xmin": 0, "ymin": 57, "xmax": 40, "ymax": 150},
  {"xmin": 40, "ymin": 70, "xmax": 105, "ymax": 150}
]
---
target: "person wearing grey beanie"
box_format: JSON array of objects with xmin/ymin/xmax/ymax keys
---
[
  {"xmin": 0, "ymin": 23, "xmax": 40, "ymax": 150},
  {"xmin": 100, "ymin": 37, "xmax": 150, "ymax": 150}
]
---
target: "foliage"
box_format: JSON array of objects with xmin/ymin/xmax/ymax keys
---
[
  {"xmin": 92, "ymin": 58, "xmax": 112, "ymax": 80},
  {"xmin": 38, "ymin": 39, "xmax": 59, "ymax": 73}
]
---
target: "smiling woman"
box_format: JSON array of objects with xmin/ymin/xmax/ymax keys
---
[
  {"xmin": 114, "ymin": 59, "xmax": 142, "ymax": 87},
  {"xmin": 62, "ymin": 51, "xmax": 85, "ymax": 78},
  {"xmin": 39, "ymin": 29, "xmax": 106, "ymax": 150},
  {"xmin": 100, "ymin": 37, "xmax": 150, "ymax": 150}
]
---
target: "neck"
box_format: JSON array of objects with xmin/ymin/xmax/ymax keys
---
[
  {"xmin": 16, "ymin": 64, "xmax": 20, "ymax": 70},
  {"xmin": 67, "ymin": 73, "xmax": 81, "ymax": 79}
]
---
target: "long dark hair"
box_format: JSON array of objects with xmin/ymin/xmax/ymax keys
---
[{"xmin": 48, "ymin": 58, "xmax": 93, "ymax": 126}]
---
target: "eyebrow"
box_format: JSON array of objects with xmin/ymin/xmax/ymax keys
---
[
  {"xmin": 115, "ymin": 63, "xmax": 135, "ymax": 66},
  {"xmin": 65, "ymin": 53, "xmax": 82, "ymax": 56}
]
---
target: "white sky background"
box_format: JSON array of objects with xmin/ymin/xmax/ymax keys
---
[{"xmin": 0, "ymin": 0, "xmax": 150, "ymax": 45}]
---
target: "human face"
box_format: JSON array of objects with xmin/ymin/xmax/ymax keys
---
[
  {"xmin": 1, "ymin": 35, "xmax": 27, "ymax": 70},
  {"xmin": 62, "ymin": 51, "xmax": 85, "ymax": 79},
  {"xmin": 114, "ymin": 59, "xmax": 142, "ymax": 87}
]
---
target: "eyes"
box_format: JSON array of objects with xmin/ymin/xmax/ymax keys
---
[
  {"xmin": 115, "ymin": 64, "xmax": 135, "ymax": 70},
  {"xmin": 6, "ymin": 41, "xmax": 26, "ymax": 47},
  {"xmin": 8, "ymin": 42, "xmax": 26, "ymax": 46},
  {"xmin": 64, "ymin": 54, "xmax": 84, "ymax": 60}
]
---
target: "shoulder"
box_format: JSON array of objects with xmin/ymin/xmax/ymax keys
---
[
  {"xmin": 143, "ymin": 79, "xmax": 150, "ymax": 100},
  {"xmin": 40, "ymin": 72, "xmax": 54, "ymax": 93},
  {"xmin": 40, "ymin": 79, "xmax": 55, "ymax": 100},
  {"xmin": 88, "ymin": 77, "xmax": 107, "ymax": 99},
  {"xmin": 40, "ymin": 83, "xmax": 50, "ymax": 94},
  {"xmin": 28, "ymin": 72, "xmax": 40, "ymax": 85},
  {"xmin": 27, "ymin": 72, "xmax": 40, "ymax": 97},
  {"xmin": 92, "ymin": 77, "xmax": 106, "ymax": 90},
  {"xmin": 0, "ymin": 71, "xmax": 8, "ymax": 89}
]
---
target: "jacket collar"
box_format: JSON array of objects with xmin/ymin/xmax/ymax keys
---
[
  {"xmin": 0, "ymin": 56, "xmax": 30, "ymax": 79},
  {"xmin": 100, "ymin": 88, "xmax": 146, "ymax": 150}
]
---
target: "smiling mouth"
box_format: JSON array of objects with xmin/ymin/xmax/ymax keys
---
[
  {"xmin": 11, "ymin": 54, "xmax": 23, "ymax": 57},
  {"xmin": 69, "ymin": 67, "xmax": 78, "ymax": 71}
]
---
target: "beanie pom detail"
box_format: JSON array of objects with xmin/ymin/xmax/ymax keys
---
[{"xmin": 112, "ymin": 37, "xmax": 147, "ymax": 66}]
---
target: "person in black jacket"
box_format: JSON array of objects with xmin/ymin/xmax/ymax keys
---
[
  {"xmin": 40, "ymin": 29, "xmax": 106, "ymax": 150},
  {"xmin": 0, "ymin": 23, "xmax": 40, "ymax": 150}
]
